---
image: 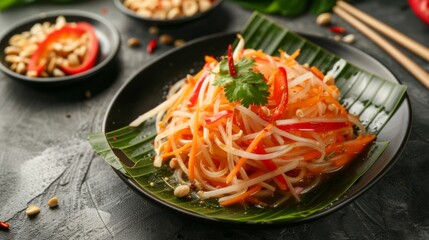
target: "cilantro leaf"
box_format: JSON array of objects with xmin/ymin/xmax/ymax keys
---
[{"xmin": 213, "ymin": 58, "xmax": 269, "ymax": 107}]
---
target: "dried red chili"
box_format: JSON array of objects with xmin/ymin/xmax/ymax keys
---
[
  {"xmin": 147, "ymin": 39, "xmax": 157, "ymax": 54},
  {"xmin": 227, "ymin": 44, "xmax": 237, "ymax": 77},
  {"xmin": 329, "ymin": 26, "xmax": 346, "ymax": 34},
  {"xmin": 0, "ymin": 221, "xmax": 10, "ymax": 230}
]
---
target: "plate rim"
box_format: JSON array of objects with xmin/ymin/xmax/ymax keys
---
[
  {"xmin": 102, "ymin": 32, "xmax": 412, "ymax": 226},
  {"xmin": 0, "ymin": 9, "xmax": 121, "ymax": 84}
]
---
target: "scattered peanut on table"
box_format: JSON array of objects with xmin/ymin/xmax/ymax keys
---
[
  {"xmin": 127, "ymin": 37, "xmax": 141, "ymax": 47},
  {"xmin": 148, "ymin": 26, "xmax": 159, "ymax": 35},
  {"xmin": 316, "ymin": 13, "xmax": 332, "ymax": 26},
  {"xmin": 159, "ymin": 34, "xmax": 173, "ymax": 44},
  {"xmin": 25, "ymin": 205, "xmax": 41, "ymax": 217},
  {"xmin": 342, "ymin": 34, "xmax": 355, "ymax": 44},
  {"xmin": 174, "ymin": 39, "xmax": 186, "ymax": 47},
  {"xmin": 47, "ymin": 197, "xmax": 58, "ymax": 208}
]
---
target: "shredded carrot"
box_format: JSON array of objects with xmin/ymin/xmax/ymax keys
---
[
  {"xmin": 220, "ymin": 185, "xmax": 262, "ymax": 206},
  {"xmin": 205, "ymin": 55, "xmax": 218, "ymax": 65},
  {"xmin": 303, "ymin": 134, "xmax": 375, "ymax": 162},
  {"xmin": 206, "ymin": 179, "xmax": 227, "ymax": 188},
  {"xmin": 225, "ymin": 124, "xmax": 274, "ymax": 184},
  {"xmin": 159, "ymin": 83, "xmax": 194, "ymax": 128},
  {"xmin": 160, "ymin": 141, "xmax": 192, "ymax": 159},
  {"xmin": 286, "ymin": 49, "xmax": 300, "ymax": 62},
  {"xmin": 246, "ymin": 196, "xmax": 268, "ymax": 207},
  {"xmin": 310, "ymin": 66, "xmax": 325, "ymax": 80},
  {"xmin": 244, "ymin": 49, "xmax": 266, "ymax": 59}
]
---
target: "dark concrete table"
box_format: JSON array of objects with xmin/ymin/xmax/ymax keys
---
[{"xmin": 1, "ymin": 0, "xmax": 428, "ymax": 239}]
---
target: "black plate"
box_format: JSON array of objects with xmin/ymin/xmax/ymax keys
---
[
  {"xmin": 0, "ymin": 10, "xmax": 120, "ymax": 86},
  {"xmin": 114, "ymin": 0, "xmax": 223, "ymax": 25},
  {"xmin": 103, "ymin": 33, "xmax": 411, "ymax": 226}
]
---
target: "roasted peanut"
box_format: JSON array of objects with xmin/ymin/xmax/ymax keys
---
[
  {"xmin": 167, "ymin": 7, "xmax": 181, "ymax": 19},
  {"xmin": 74, "ymin": 45, "xmax": 87, "ymax": 58},
  {"xmin": 67, "ymin": 53, "xmax": 80, "ymax": 67},
  {"xmin": 4, "ymin": 46, "xmax": 21, "ymax": 55},
  {"xmin": 342, "ymin": 34, "xmax": 355, "ymax": 44},
  {"xmin": 316, "ymin": 13, "xmax": 332, "ymax": 26},
  {"xmin": 183, "ymin": 0, "xmax": 198, "ymax": 17},
  {"xmin": 174, "ymin": 39, "xmax": 186, "ymax": 47},
  {"xmin": 53, "ymin": 68, "xmax": 65, "ymax": 77},
  {"xmin": 174, "ymin": 185, "xmax": 190, "ymax": 197},
  {"xmin": 199, "ymin": 0, "xmax": 212, "ymax": 12},
  {"xmin": 127, "ymin": 37, "xmax": 140, "ymax": 47},
  {"xmin": 47, "ymin": 57, "xmax": 57, "ymax": 73},
  {"xmin": 323, "ymin": 74, "xmax": 334, "ymax": 85},
  {"xmin": 5, "ymin": 55, "xmax": 22, "ymax": 63},
  {"xmin": 148, "ymin": 26, "xmax": 159, "ymax": 35},
  {"xmin": 169, "ymin": 158, "xmax": 178, "ymax": 169},
  {"xmin": 152, "ymin": 10, "xmax": 167, "ymax": 19},
  {"xmin": 159, "ymin": 34, "xmax": 173, "ymax": 45},
  {"xmin": 47, "ymin": 197, "xmax": 58, "ymax": 208},
  {"xmin": 26, "ymin": 205, "xmax": 41, "ymax": 217},
  {"xmin": 55, "ymin": 16, "xmax": 66, "ymax": 29},
  {"xmin": 27, "ymin": 70, "xmax": 38, "ymax": 77}
]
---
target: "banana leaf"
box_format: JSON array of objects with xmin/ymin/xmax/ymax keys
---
[{"xmin": 88, "ymin": 12, "xmax": 407, "ymax": 223}]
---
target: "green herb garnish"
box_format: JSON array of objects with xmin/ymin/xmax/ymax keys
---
[{"xmin": 213, "ymin": 58, "xmax": 269, "ymax": 107}]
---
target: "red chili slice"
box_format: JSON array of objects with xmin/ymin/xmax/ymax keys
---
[
  {"xmin": 28, "ymin": 22, "xmax": 99, "ymax": 76},
  {"xmin": 187, "ymin": 71, "xmax": 209, "ymax": 107},
  {"xmin": 204, "ymin": 110, "xmax": 233, "ymax": 125},
  {"xmin": 254, "ymin": 143, "xmax": 288, "ymax": 190},
  {"xmin": 258, "ymin": 67, "xmax": 288, "ymax": 121}
]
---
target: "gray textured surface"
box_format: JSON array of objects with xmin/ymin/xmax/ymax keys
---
[{"xmin": 0, "ymin": 0, "xmax": 428, "ymax": 239}]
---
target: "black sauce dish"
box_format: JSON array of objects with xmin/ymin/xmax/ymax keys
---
[
  {"xmin": 113, "ymin": 0, "xmax": 223, "ymax": 26},
  {"xmin": 0, "ymin": 10, "xmax": 120, "ymax": 87}
]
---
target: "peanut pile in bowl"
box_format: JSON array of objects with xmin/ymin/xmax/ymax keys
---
[
  {"xmin": 4, "ymin": 16, "xmax": 96, "ymax": 78},
  {"xmin": 123, "ymin": 0, "xmax": 217, "ymax": 20}
]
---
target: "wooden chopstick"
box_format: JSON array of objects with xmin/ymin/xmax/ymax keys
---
[
  {"xmin": 333, "ymin": 5, "xmax": 429, "ymax": 89},
  {"xmin": 336, "ymin": 1, "xmax": 429, "ymax": 62}
]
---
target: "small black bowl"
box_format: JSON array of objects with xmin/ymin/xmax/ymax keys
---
[
  {"xmin": 0, "ymin": 10, "xmax": 120, "ymax": 86},
  {"xmin": 113, "ymin": 0, "xmax": 223, "ymax": 25}
]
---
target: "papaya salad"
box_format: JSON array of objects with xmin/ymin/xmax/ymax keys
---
[{"xmin": 130, "ymin": 35, "xmax": 376, "ymax": 208}]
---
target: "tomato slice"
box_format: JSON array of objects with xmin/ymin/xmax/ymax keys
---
[
  {"xmin": 28, "ymin": 22, "xmax": 99, "ymax": 76},
  {"xmin": 409, "ymin": 0, "xmax": 429, "ymax": 24}
]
